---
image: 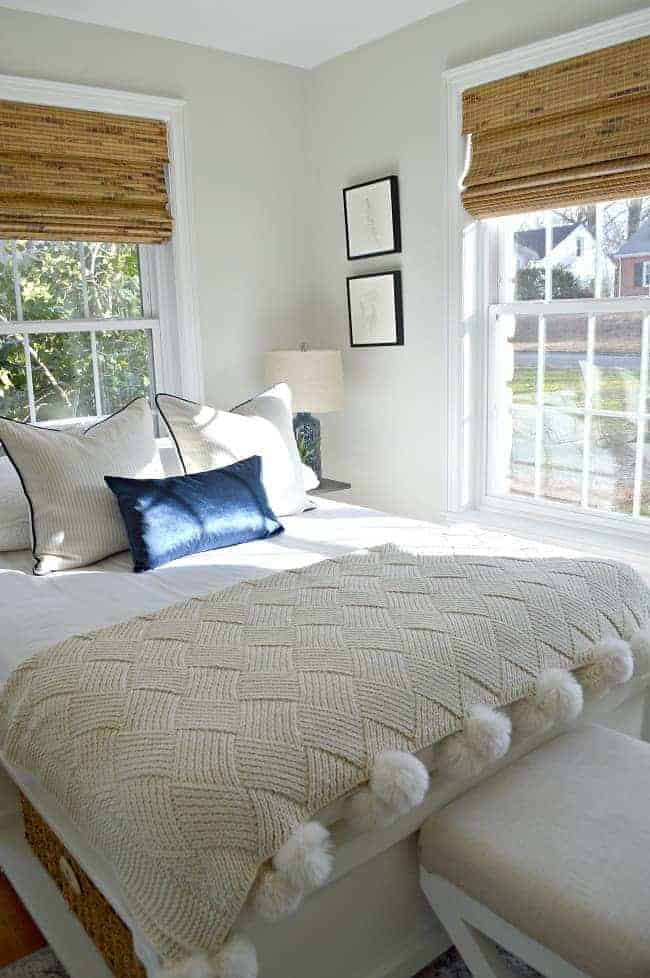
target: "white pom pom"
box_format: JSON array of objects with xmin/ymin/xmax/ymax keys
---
[
  {"xmin": 155, "ymin": 953, "xmax": 215, "ymax": 978},
  {"xmin": 631, "ymin": 627, "xmax": 650, "ymax": 673},
  {"xmin": 273, "ymin": 821, "xmax": 333, "ymax": 891},
  {"xmin": 370, "ymin": 750, "xmax": 429, "ymax": 815},
  {"xmin": 465, "ymin": 703, "xmax": 511, "ymax": 757},
  {"xmin": 251, "ymin": 867, "xmax": 303, "ymax": 921},
  {"xmin": 437, "ymin": 705, "xmax": 511, "ymax": 780},
  {"xmin": 581, "ymin": 638, "xmax": 634, "ymax": 695},
  {"xmin": 214, "ymin": 936, "xmax": 258, "ymax": 978},
  {"xmin": 344, "ymin": 786, "xmax": 396, "ymax": 832},
  {"xmin": 512, "ymin": 669, "xmax": 583, "ymax": 736}
]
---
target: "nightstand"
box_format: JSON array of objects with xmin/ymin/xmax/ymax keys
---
[{"xmin": 309, "ymin": 478, "xmax": 351, "ymax": 496}]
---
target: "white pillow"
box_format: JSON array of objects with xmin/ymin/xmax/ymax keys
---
[
  {"xmin": 0, "ymin": 456, "xmax": 30, "ymax": 551},
  {"xmin": 156, "ymin": 384, "xmax": 310, "ymax": 517},
  {"xmin": 0, "ymin": 435, "xmax": 181, "ymax": 554},
  {"xmin": 0, "ymin": 397, "xmax": 164, "ymax": 573}
]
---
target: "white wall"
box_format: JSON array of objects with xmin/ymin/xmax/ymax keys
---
[
  {"xmin": 304, "ymin": 0, "xmax": 648, "ymax": 520},
  {"xmin": 0, "ymin": 6, "xmax": 310, "ymax": 409}
]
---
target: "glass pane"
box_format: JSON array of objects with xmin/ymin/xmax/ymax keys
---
[
  {"xmin": 96, "ymin": 329, "xmax": 153, "ymax": 414},
  {"xmin": 509, "ymin": 315, "xmax": 538, "ymax": 405},
  {"xmin": 29, "ymin": 331, "xmax": 96, "ymax": 421},
  {"xmin": 509, "ymin": 406, "xmax": 536, "ymax": 497},
  {"xmin": 541, "ymin": 409, "xmax": 584, "ymax": 505},
  {"xmin": 509, "ymin": 212, "xmax": 546, "ymax": 301},
  {"xmin": 590, "ymin": 313, "xmax": 643, "ymax": 413},
  {"xmin": 544, "ymin": 315, "xmax": 588, "ymax": 409},
  {"xmin": 601, "ymin": 196, "xmax": 650, "ymax": 298},
  {"xmin": 0, "ymin": 334, "xmax": 29, "ymax": 420},
  {"xmin": 641, "ymin": 424, "xmax": 650, "ymax": 519},
  {"xmin": 588, "ymin": 416, "xmax": 637, "ymax": 515},
  {"xmin": 0, "ymin": 241, "xmax": 17, "ymax": 320},
  {"xmin": 549, "ymin": 205, "xmax": 596, "ymax": 298},
  {"xmin": 82, "ymin": 243, "xmax": 143, "ymax": 320},
  {"xmin": 16, "ymin": 240, "xmax": 85, "ymax": 321}
]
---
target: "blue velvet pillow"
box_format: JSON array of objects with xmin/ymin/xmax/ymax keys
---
[{"xmin": 105, "ymin": 455, "xmax": 283, "ymax": 572}]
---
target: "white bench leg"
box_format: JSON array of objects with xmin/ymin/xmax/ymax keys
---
[{"xmin": 424, "ymin": 890, "xmax": 516, "ymax": 978}]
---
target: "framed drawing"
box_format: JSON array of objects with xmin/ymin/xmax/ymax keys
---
[
  {"xmin": 343, "ymin": 176, "xmax": 401, "ymax": 260},
  {"xmin": 347, "ymin": 271, "xmax": 403, "ymax": 348}
]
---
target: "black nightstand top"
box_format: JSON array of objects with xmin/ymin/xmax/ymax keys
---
[{"xmin": 309, "ymin": 478, "xmax": 352, "ymax": 496}]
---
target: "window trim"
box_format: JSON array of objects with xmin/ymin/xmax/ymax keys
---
[
  {"xmin": 0, "ymin": 72, "xmax": 204, "ymax": 404},
  {"xmin": 442, "ymin": 8, "xmax": 650, "ymax": 556}
]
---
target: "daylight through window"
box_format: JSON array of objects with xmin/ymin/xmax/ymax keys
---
[
  {"xmin": 0, "ymin": 240, "xmax": 158, "ymax": 424},
  {"xmin": 489, "ymin": 196, "xmax": 650, "ymax": 522}
]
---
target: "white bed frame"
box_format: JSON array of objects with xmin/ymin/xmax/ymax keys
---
[{"xmin": 2, "ymin": 677, "xmax": 648, "ymax": 978}]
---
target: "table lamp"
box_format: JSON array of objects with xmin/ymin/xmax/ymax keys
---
[{"xmin": 264, "ymin": 345, "xmax": 344, "ymax": 483}]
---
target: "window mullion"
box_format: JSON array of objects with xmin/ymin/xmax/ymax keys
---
[
  {"xmin": 544, "ymin": 212, "xmax": 553, "ymax": 303},
  {"xmin": 594, "ymin": 203, "xmax": 603, "ymax": 300},
  {"xmin": 21, "ymin": 333, "xmax": 36, "ymax": 424},
  {"xmin": 534, "ymin": 315, "xmax": 545, "ymax": 498},
  {"xmin": 581, "ymin": 315, "xmax": 595, "ymax": 509},
  {"xmin": 78, "ymin": 241, "xmax": 104, "ymax": 418},
  {"xmin": 12, "ymin": 242, "xmax": 36, "ymax": 424},
  {"xmin": 632, "ymin": 314, "xmax": 649, "ymax": 518},
  {"xmin": 89, "ymin": 331, "xmax": 103, "ymax": 417}
]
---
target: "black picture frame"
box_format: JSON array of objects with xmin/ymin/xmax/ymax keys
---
[
  {"xmin": 347, "ymin": 270, "xmax": 404, "ymax": 348},
  {"xmin": 343, "ymin": 175, "xmax": 401, "ymax": 260}
]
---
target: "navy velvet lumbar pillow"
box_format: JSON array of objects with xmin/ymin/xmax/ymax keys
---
[{"xmin": 105, "ymin": 455, "xmax": 283, "ymax": 572}]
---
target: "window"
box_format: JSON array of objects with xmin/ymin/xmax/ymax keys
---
[
  {"xmin": 487, "ymin": 196, "xmax": 650, "ymax": 524},
  {"xmin": 0, "ymin": 239, "xmax": 160, "ymax": 423},
  {"xmin": 576, "ymin": 237, "xmax": 583, "ymax": 258}
]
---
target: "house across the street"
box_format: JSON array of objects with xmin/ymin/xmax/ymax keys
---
[
  {"xmin": 514, "ymin": 221, "xmax": 615, "ymax": 295},
  {"xmin": 613, "ymin": 219, "xmax": 650, "ymax": 296}
]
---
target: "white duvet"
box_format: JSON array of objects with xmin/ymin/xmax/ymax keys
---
[{"xmin": 1, "ymin": 498, "xmax": 586, "ymax": 685}]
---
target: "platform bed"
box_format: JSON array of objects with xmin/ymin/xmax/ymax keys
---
[{"xmin": 2, "ymin": 676, "xmax": 648, "ymax": 978}]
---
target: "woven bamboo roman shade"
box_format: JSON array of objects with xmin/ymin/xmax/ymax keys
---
[
  {"xmin": 461, "ymin": 35, "xmax": 650, "ymax": 218},
  {"xmin": 0, "ymin": 100, "xmax": 172, "ymax": 243}
]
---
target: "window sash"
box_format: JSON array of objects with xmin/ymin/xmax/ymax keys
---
[
  {"xmin": 0, "ymin": 238, "xmax": 162, "ymax": 423},
  {"xmin": 486, "ymin": 297, "xmax": 650, "ymax": 521}
]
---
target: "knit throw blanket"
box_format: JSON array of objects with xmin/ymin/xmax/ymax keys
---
[{"xmin": 1, "ymin": 545, "xmax": 649, "ymax": 962}]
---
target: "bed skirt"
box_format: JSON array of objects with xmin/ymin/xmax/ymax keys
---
[{"xmin": 20, "ymin": 793, "xmax": 145, "ymax": 978}]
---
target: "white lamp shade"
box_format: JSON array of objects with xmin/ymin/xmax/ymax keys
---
[{"xmin": 264, "ymin": 349, "xmax": 344, "ymax": 414}]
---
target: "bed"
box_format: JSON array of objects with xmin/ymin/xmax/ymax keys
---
[{"xmin": 1, "ymin": 497, "xmax": 649, "ymax": 978}]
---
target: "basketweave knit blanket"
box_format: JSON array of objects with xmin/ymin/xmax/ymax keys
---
[{"xmin": 1, "ymin": 544, "xmax": 650, "ymax": 964}]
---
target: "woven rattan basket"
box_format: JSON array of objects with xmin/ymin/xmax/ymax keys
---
[{"xmin": 20, "ymin": 793, "xmax": 146, "ymax": 978}]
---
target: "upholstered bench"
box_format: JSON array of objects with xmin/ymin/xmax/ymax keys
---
[{"xmin": 419, "ymin": 725, "xmax": 650, "ymax": 978}]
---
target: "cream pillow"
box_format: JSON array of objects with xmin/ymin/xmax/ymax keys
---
[
  {"xmin": 156, "ymin": 384, "xmax": 310, "ymax": 517},
  {"xmin": 0, "ymin": 436, "xmax": 181, "ymax": 554},
  {"xmin": 0, "ymin": 397, "xmax": 164, "ymax": 573}
]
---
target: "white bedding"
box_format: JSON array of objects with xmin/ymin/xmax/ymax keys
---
[
  {"xmin": 0, "ymin": 498, "xmax": 613, "ymax": 972},
  {"xmin": 0, "ymin": 497, "xmax": 584, "ymax": 685}
]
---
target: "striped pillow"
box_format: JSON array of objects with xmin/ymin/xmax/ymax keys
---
[{"xmin": 0, "ymin": 397, "xmax": 163, "ymax": 574}]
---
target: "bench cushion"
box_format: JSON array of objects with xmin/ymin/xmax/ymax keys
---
[{"xmin": 419, "ymin": 725, "xmax": 650, "ymax": 978}]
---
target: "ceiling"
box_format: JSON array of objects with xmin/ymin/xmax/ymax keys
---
[{"xmin": 0, "ymin": 0, "xmax": 465, "ymax": 68}]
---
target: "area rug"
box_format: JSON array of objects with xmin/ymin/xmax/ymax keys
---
[
  {"xmin": 0, "ymin": 945, "xmax": 541, "ymax": 977},
  {"xmin": 0, "ymin": 949, "xmax": 67, "ymax": 978}
]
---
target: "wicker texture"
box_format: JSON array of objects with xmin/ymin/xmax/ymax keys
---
[
  {"xmin": 462, "ymin": 35, "xmax": 650, "ymax": 217},
  {"xmin": 2, "ymin": 546, "xmax": 650, "ymax": 963},
  {"xmin": 0, "ymin": 100, "xmax": 171, "ymax": 243},
  {"xmin": 21, "ymin": 793, "xmax": 146, "ymax": 978}
]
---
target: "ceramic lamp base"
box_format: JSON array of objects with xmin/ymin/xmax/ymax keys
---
[{"xmin": 293, "ymin": 412, "xmax": 321, "ymax": 481}]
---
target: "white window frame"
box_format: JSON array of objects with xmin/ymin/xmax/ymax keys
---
[
  {"xmin": 643, "ymin": 261, "xmax": 650, "ymax": 288},
  {"xmin": 0, "ymin": 73, "xmax": 204, "ymax": 409},
  {"xmin": 442, "ymin": 7, "xmax": 650, "ymax": 556}
]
